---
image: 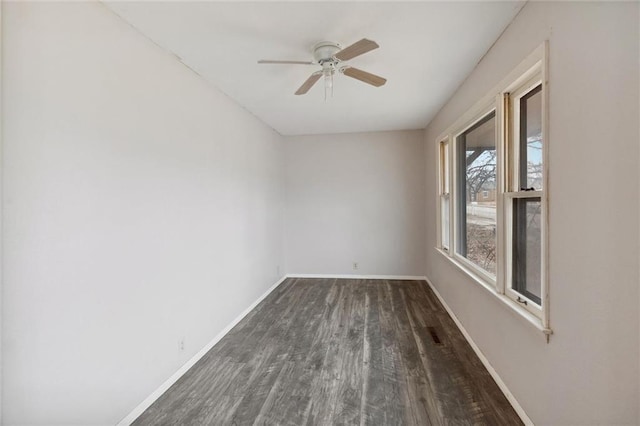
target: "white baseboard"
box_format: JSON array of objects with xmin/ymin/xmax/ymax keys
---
[
  {"xmin": 287, "ymin": 274, "xmax": 427, "ymax": 280},
  {"xmin": 116, "ymin": 275, "xmax": 288, "ymax": 426},
  {"xmin": 424, "ymin": 276, "xmax": 533, "ymax": 426}
]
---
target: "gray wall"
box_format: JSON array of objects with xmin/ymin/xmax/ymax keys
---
[
  {"xmin": 285, "ymin": 130, "xmax": 426, "ymax": 277},
  {"xmin": 2, "ymin": 2, "xmax": 285, "ymax": 424},
  {"xmin": 424, "ymin": 2, "xmax": 639, "ymax": 424}
]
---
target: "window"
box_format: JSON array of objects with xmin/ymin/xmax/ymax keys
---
[
  {"xmin": 455, "ymin": 111, "xmax": 497, "ymax": 277},
  {"xmin": 435, "ymin": 43, "xmax": 549, "ymax": 334},
  {"xmin": 505, "ymin": 80, "xmax": 544, "ymax": 312},
  {"xmin": 438, "ymin": 139, "xmax": 451, "ymax": 251}
]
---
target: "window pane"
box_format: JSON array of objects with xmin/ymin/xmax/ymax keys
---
[
  {"xmin": 512, "ymin": 197, "xmax": 542, "ymax": 305},
  {"xmin": 456, "ymin": 112, "xmax": 497, "ymax": 276},
  {"xmin": 519, "ymin": 85, "xmax": 543, "ymax": 190},
  {"xmin": 441, "ymin": 196, "xmax": 450, "ymax": 249}
]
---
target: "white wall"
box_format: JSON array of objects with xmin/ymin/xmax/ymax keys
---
[
  {"xmin": 285, "ymin": 130, "xmax": 425, "ymax": 277},
  {"xmin": 2, "ymin": 2, "xmax": 284, "ymax": 424},
  {"xmin": 424, "ymin": 2, "xmax": 639, "ymax": 425}
]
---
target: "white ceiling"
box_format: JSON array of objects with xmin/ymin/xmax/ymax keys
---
[{"xmin": 105, "ymin": 1, "xmax": 525, "ymax": 136}]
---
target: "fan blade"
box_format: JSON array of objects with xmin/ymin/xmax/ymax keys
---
[
  {"xmin": 342, "ymin": 67, "xmax": 387, "ymax": 87},
  {"xmin": 295, "ymin": 72, "xmax": 322, "ymax": 95},
  {"xmin": 258, "ymin": 60, "xmax": 315, "ymax": 65},
  {"xmin": 334, "ymin": 38, "xmax": 379, "ymax": 61}
]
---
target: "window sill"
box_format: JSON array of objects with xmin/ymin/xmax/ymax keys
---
[{"xmin": 435, "ymin": 247, "xmax": 553, "ymax": 338}]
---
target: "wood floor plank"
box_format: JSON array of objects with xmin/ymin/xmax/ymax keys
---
[
  {"xmin": 386, "ymin": 281, "xmax": 437, "ymax": 426},
  {"xmin": 251, "ymin": 279, "xmax": 330, "ymax": 425},
  {"xmin": 376, "ymin": 282, "xmax": 417, "ymax": 425},
  {"xmin": 307, "ymin": 280, "xmax": 356, "ymax": 425},
  {"xmin": 359, "ymin": 280, "xmax": 387, "ymax": 425},
  {"xmin": 133, "ymin": 278, "xmax": 523, "ymax": 426},
  {"xmin": 226, "ymin": 351, "xmax": 288, "ymax": 425},
  {"xmin": 225, "ymin": 280, "xmax": 318, "ymax": 425},
  {"xmin": 331, "ymin": 279, "xmax": 365, "ymax": 425},
  {"xmin": 401, "ymin": 282, "xmax": 478, "ymax": 424},
  {"xmin": 418, "ymin": 283, "xmax": 520, "ymax": 424}
]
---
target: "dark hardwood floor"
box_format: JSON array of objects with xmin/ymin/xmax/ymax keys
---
[{"xmin": 133, "ymin": 278, "xmax": 522, "ymax": 425}]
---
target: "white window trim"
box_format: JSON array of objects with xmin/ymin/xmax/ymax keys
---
[
  {"xmin": 435, "ymin": 247, "xmax": 551, "ymax": 335},
  {"xmin": 436, "ymin": 138, "xmax": 451, "ymax": 252},
  {"xmin": 434, "ymin": 42, "xmax": 552, "ymax": 338},
  {"xmin": 502, "ymin": 58, "xmax": 548, "ymax": 324},
  {"xmin": 450, "ymin": 105, "xmax": 499, "ymax": 288}
]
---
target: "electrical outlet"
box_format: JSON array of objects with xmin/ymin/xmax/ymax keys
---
[
  {"xmin": 353, "ymin": 262, "xmax": 359, "ymax": 270},
  {"xmin": 179, "ymin": 338, "xmax": 185, "ymax": 351}
]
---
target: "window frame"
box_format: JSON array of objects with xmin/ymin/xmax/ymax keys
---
[
  {"xmin": 434, "ymin": 42, "xmax": 551, "ymax": 336},
  {"xmin": 437, "ymin": 138, "xmax": 452, "ymax": 252},
  {"xmin": 503, "ymin": 74, "xmax": 546, "ymax": 318},
  {"xmin": 451, "ymin": 105, "xmax": 500, "ymax": 287}
]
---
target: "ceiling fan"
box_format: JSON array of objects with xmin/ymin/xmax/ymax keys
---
[{"xmin": 258, "ymin": 38, "xmax": 387, "ymax": 99}]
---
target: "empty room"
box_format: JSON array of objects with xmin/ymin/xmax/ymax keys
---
[{"xmin": 1, "ymin": 0, "xmax": 639, "ymax": 425}]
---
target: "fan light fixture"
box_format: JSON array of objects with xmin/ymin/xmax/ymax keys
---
[
  {"xmin": 322, "ymin": 64, "xmax": 334, "ymax": 100},
  {"xmin": 258, "ymin": 38, "xmax": 387, "ymax": 100}
]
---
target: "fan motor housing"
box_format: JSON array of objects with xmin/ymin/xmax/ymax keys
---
[{"xmin": 313, "ymin": 41, "xmax": 341, "ymax": 64}]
